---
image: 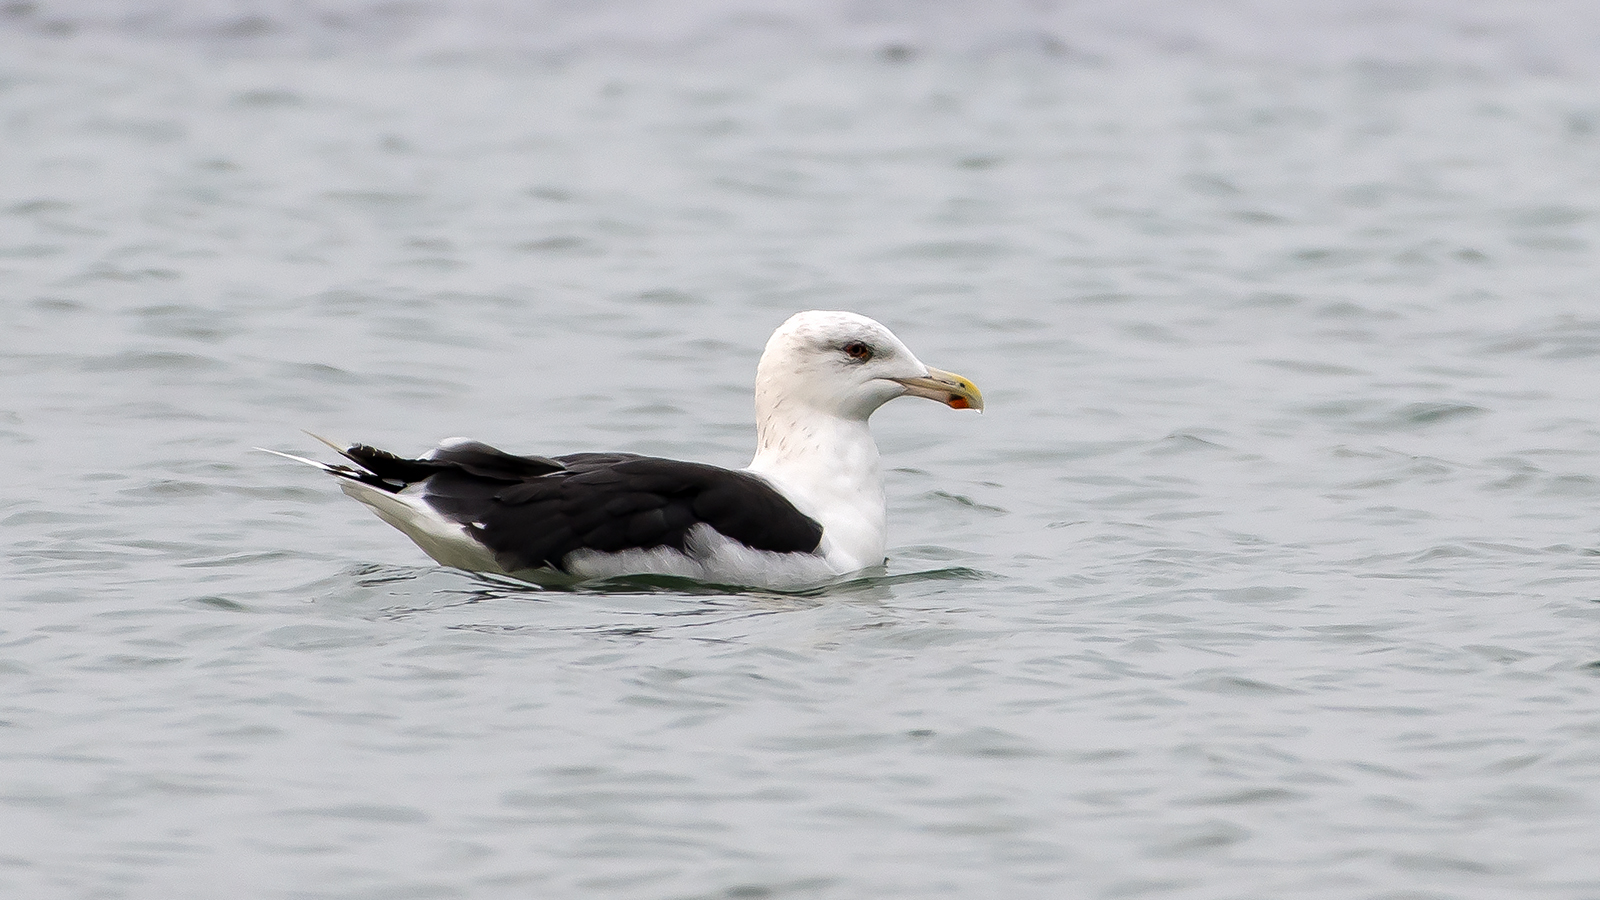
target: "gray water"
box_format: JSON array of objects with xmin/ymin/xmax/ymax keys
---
[{"xmin": 5, "ymin": 2, "xmax": 1600, "ymax": 898}]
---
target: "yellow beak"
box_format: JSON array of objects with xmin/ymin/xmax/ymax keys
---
[{"xmin": 891, "ymin": 367, "xmax": 984, "ymax": 411}]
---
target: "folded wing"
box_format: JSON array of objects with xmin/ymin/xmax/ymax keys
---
[{"xmin": 325, "ymin": 441, "xmax": 825, "ymax": 573}]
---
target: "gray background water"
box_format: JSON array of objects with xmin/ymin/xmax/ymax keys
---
[{"xmin": 5, "ymin": 2, "xmax": 1600, "ymax": 897}]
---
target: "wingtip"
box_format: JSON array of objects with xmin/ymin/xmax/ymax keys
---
[
  {"xmin": 303, "ymin": 431, "xmax": 349, "ymax": 454},
  {"xmin": 256, "ymin": 446, "xmax": 335, "ymax": 470}
]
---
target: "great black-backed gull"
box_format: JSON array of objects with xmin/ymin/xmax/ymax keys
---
[{"xmin": 265, "ymin": 310, "xmax": 983, "ymax": 589}]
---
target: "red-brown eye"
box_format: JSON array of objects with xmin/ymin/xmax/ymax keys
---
[{"xmin": 843, "ymin": 341, "xmax": 873, "ymax": 361}]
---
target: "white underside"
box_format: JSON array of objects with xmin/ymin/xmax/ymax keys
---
[
  {"xmin": 339, "ymin": 481, "xmax": 503, "ymax": 572},
  {"xmin": 561, "ymin": 526, "xmax": 842, "ymax": 589},
  {"xmin": 339, "ymin": 480, "xmax": 848, "ymax": 591}
]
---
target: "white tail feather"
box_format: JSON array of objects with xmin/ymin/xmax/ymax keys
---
[{"xmin": 255, "ymin": 447, "xmax": 360, "ymax": 480}]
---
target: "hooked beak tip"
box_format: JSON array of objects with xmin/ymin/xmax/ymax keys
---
[{"xmin": 892, "ymin": 367, "xmax": 984, "ymax": 412}]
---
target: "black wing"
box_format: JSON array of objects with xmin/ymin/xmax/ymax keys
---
[
  {"xmin": 336, "ymin": 441, "xmax": 823, "ymax": 572},
  {"xmin": 336, "ymin": 440, "xmax": 565, "ymax": 485}
]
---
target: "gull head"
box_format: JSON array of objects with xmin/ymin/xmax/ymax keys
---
[{"xmin": 754, "ymin": 310, "xmax": 984, "ymax": 422}]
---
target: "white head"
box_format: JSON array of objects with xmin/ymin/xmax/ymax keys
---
[
  {"xmin": 754, "ymin": 310, "xmax": 983, "ymax": 423},
  {"xmin": 746, "ymin": 311, "xmax": 982, "ymax": 573}
]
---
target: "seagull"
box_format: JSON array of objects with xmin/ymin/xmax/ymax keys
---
[{"xmin": 265, "ymin": 310, "xmax": 983, "ymax": 590}]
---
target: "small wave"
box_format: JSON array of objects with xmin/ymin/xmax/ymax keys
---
[{"xmin": 5, "ymin": 1, "xmax": 1599, "ymax": 75}]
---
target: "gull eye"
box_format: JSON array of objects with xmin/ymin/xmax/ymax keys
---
[{"xmin": 842, "ymin": 341, "xmax": 873, "ymax": 362}]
